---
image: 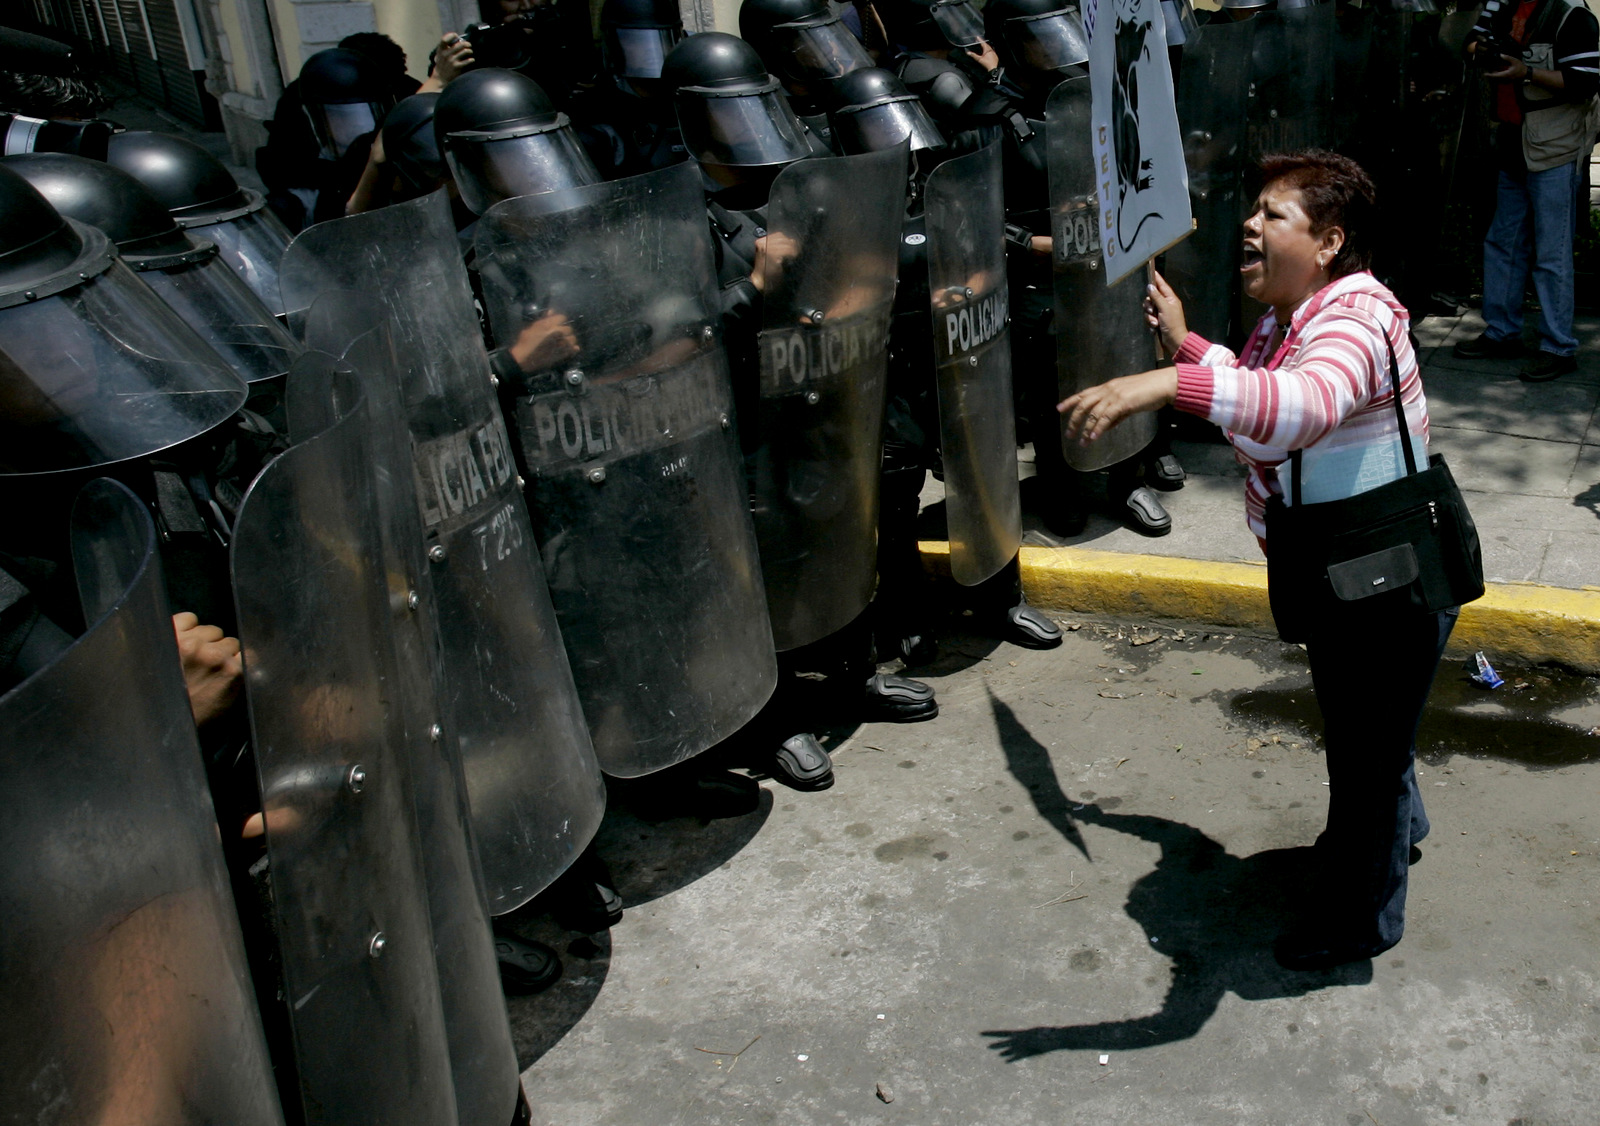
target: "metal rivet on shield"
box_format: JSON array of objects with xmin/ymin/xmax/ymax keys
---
[
  {"xmin": 368, "ymin": 932, "xmax": 387, "ymax": 958},
  {"xmin": 430, "ymin": 723, "xmax": 443, "ymax": 741},
  {"xmin": 1202, "ymin": 131, "xmax": 1212, "ymax": 142},
  {"xmin": 964, "ymin": 287, "xmax": 974, "ymax": 298},
  {"xmin": 587, "ymin": 467, "xmax": 607, "ymax": 484},
  {"xmin": 516, "ymin": 475, "xmax": 526, "ymax": 489},
  {"xmin": 805, "ymin": 391, "xmax": 820, "ymax": 405},
  {"xmin": 969, "ymin": 356, "xmax": 979, "ymax": 367},
  {"xmin": 1270, "ymin": 109, "xmax": 1278, "ymax": 119},
  {"xmin": 720, "ymin": 413, "xmax": 731, "ymax": 430},
  {"xmin": 406, "ymin": 589, "xmax": 420, "ymax": 611},
  {"xmin": 808, "ymin": 310, "xmax": 825, "ymax": 324},
  {"xmin": 428, "ymin": 544, "xmax": 447, "ymax": 563},
  {"xmin": 566, "ymin": 369, "xmax": 585, "ymax": 387},
  {"xmin": 702, "ymin": 325, "xmax": 716, "ymax": 342},
  {"xmin": 1089, "ymin": 259, "xmax": 1100, "ymax": 271},
  {"xmin": 346, "ymin": 765, "xmax": 367, "ymax": 793},
  {"xmin": 23, "ymin": 291, "xmax": 35, "ymax": 301}
]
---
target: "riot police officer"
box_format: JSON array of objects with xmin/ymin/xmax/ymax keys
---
[
  {"xmin": 568, "ymin": 0, "xmax": 691, "ymax": 179},
  {"xmin": 106, "ymin": 130, "xmax": 297, "ymax": 319},
  {"xmin": 967, "ymin": 0, "xmax": 1180, "ymax": 537},
  {"xmin": 5, "ymin": 153, "xmax": 300, "ymax": 395},
  {"xmin": 667, "ymin": 33, "xmax": 941, "ymax": 751},
  {"xmin": 826, "ymin": 68, "xmax": 1061, "ymax": 658},
  {"xmin": 740, "ymin": 0, "xmax": 878, "ymax": 143}
]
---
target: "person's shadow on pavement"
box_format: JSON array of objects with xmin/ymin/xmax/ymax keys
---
[{"xmin": 980, "ymin": 690, "xmax": 1372, "ymax": 1062}]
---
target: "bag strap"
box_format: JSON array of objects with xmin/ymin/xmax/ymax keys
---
[{"xmin": 1288, "ymin": 322, "xmax": 1416, "ymax": 507}]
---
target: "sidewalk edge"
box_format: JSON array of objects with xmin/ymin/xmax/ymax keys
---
[{"xmin": 920, "ymin": 542, "xmax": 1600, "ymax": 673}]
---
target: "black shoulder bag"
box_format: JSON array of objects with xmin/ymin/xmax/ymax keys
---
[{"xmin": 1263, "ymin": 333, "xmax": 1484, "ymax": 643}]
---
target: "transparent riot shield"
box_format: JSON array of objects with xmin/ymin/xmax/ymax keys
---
[
  {"xmin": 231, "ymin": 367, "xmax": 459, "ymax": 1126},
  {"xmin": 1168, "ymin": 15, "xmax": 1253, "ymax": 345},
  {"xmin": 286, "ymin": 335, "xmax": 521, "ymax": 1126},
  {"xmin": 0, "ymin": 478, "xmax": 283, "ymax": 1126},
  {"xmin": 1045, "ymin": 76, "xmax": 1158, "ymax": 472},
  {"xmin": 754, "ymin": 145, "xmax": 907, "ymax": 649},
  {"xmin": 279, "ymin": 189, "xmax": 605, "ymax": 913},
  {"xmin": 1245, "ymin": 3, "xmax": 1336, "ymax": 160},
  {"xmin": 923, "ymin": 141, "xmax": 1022, "ymax": 587},
  {"xmin": 189, "ymin": 199, "xmax": 294, "ymax": 318},
  {"xmin": 475, "ymin": 162, "xmax": 777, "ymax": 776}
]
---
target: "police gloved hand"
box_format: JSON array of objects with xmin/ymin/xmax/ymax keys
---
[
  {"xmin": 172, "ymin": 611, "xmax": 243, "ymax": 727},
  {"xmin": 508, "ymin": 311, "xmax": 580, "ymax": 371}
]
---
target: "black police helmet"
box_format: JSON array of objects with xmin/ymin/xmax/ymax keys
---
[
  {"xmin": 739, "ymin": 0, "xmax": 834, "ymax": 42},
  {"xmin": 0, "ymin": 161, "xmax": 83, "ymax": 293},
  {"xmin": 104, "ymin": 131, "xmax": 254, "ymax": 222},
  {"xmin": 828, "ymin": 66, "xmax": 909, "ymax": 111},
  {"xmin": 382, "ymin": 93, "xmax": 445, "ymax": 190},
  {"xmin": 602, "ymin": 0, "xmax": 684, "ymax": 28},
  {"xmin": 434, "ymin": 68, "xmax": 559, "ymax": 142},
  {"xmin": 299, "ymin": 47, "xmax": 387, "ymax": 105},
  {"xmin": 661, "ymin": 32, "xmax": 771, "ymax": 91},
  {"xmin": 3, "ymin": 152, "xmax": 193, "ymax": 261}
]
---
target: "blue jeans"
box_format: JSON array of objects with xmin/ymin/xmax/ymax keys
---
[
  {"xmin": 1305, "ymin": 604, "xmax": 1458, "ymax": 950},
  {"xmin": 1482, "ymin": 161, "xmax": 1582, "ymax": 357}
]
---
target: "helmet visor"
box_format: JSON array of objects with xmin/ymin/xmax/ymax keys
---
[
  {"xmin": 930, "ymin": 1, "xmax": 986, "ymax": 48},
  {"xmin": 138, "ymin": 254, "xmax": 301, "ymax": 384},
  {"xmin": 612, "ymin": 26, "xmax": 686, "ymax": 78},
  {"xmin": 832, "ymin": 99, "xmax": 947, "ymax": 154},
  {"xmin": 445, "ymin": 126, "xmax": 603, "ymax": 215},
  {"xmin": 1006, "ymin": 10, "xmax": 1090, "ymax": 73},
  {"xmin": 197, "ymin": 205, "xmax": 293, "ymax": 317},
  {"xmin": 675, "ymin": 87, "xmax": 814, "ymax": 168},
  {"xmin": 307, "ymin": 101, "xmax": 382, "ymax": 159},
  {"xmin": 771, "ymin": 18, "xmax": 874, "ymax": 82},
  {"xmin": 0, "ymin": 260, "xmax": 246, "ymax": 476}
]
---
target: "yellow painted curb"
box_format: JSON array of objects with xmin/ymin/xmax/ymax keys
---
[{"xmin": 920, "ymin": 541, "xmax": 1600, "ymax": 672}]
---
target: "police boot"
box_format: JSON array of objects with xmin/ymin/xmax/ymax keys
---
[
  {"xmin": 861, "ymin": 672, "xmax": 939, "ymax": 722},
  {"xmin": 493, "ymin": 927, "xmax": 563, "ymax": 995},
  {"xmin": 549, "ymin": 844, "xmax": 625, "ymax": 933},
  {"xmin": 999, "ymin": 602, "xmax": 1063, "ymax": 649},
  {"xmin": 771, "ymin": 732, "xmax": 835, "ymax": 791}
]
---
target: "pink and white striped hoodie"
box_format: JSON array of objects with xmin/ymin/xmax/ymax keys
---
[{"xmin": 1171, "ymin": 270, "xmax": 1429, "ymax": 546}]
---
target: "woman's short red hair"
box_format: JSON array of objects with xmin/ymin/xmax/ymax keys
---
[{"xmin": 1257, "ymin": 149, "xmax": 1377, "ymax": 279}]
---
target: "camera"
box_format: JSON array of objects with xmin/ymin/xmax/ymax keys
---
[
  {"xmin": 460, "ymin": 10, "xmax": 560, "ymax": 73},
  {"xmin": 1471, "ymin": 35, "xmax": 1523, "ymax": 72}
]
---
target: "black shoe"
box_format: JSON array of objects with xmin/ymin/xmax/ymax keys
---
[
  {"xmin": 635, "ymin": 768, "xmax": 760, "ymax": 821},
  {"xmin": 771, "ymin": 732, "xmax": 834, "ymax": 791},
  {"xmin": 1123, "ymin": 486, "xmax": 1172, "ymax": 536},
  {"xmin": 1520, "ymin": 352, "xmax": 1577, "ymax": 382},
  {"xmin": 551, "ymin": 855, "xmax": 624, "ymax": 933},
  {"xmin": 1040, "ymin": 498, "xmax": 1088, "ymax": 537},
  {"xmin": 1000, "ymin": 603, "xmax": 1063, "ymax": 649},
  {"xmin": 1147, "ymin": 453, "xmax": 1186, "ymax": 491},
  {"xmin": 494, "ymin": 932, "xmax": 562, "ymax": 994},
  {"xmin": 862, "ymin": 672, "xmax": 938, "ymax": 722},
  {"xmin": 1272, "ymin": 929, "xmax": 1392, "ymax": 972},
  {"xmin": 1452, "ymin": 332, "xmax": 1523, "ymax": 360}
]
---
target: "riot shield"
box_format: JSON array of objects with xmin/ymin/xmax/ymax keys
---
[
  {"xmin": 475, "ymin": 162, "xmax": 777, "ymax": 776},
  {"xmin": 285, "ymin": 334, "xmax": 521, "ymax": 1126},
  {"xmin": 754, "ymin": 145, "xmax": 907, "ymax": 649},
  {"xmin": 1245, "ymin": 3, "xmax": 1336, "ymax": 160},
  {"xmin": 0, "ymin": 478, "xmax": 282, "ymax": 1125},
  {"xmin": 1045, "ymin": 76, "xmax": 1158, "ymax": 472},
  {"xmin": 923, "ymin": 141, "xmax": 1022, "ymax": 587},
  {"xmin": 1168, "ymin": 15, "xmax": 1253, "ymax": 345},
  {"xmin": 279, "ymin": 189, "xmax": 605, "ymax": 914},
  {"xmin": 231, "ymin": 366, "xmax": 459, "ymax": 1126}
]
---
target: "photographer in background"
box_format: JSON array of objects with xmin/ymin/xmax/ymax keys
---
[{"xmin": 1451, "ymin": 0, "xmax": 1599, "ymax": 383}]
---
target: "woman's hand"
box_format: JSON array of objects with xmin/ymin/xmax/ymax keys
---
[
  {"xmin": 1057, "ymin": 367, "xmax": 1179, "ymax": 445},
  {"xmin": 1144, "ymin": 268, "xmax": 1188, "ymax": 356}
]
